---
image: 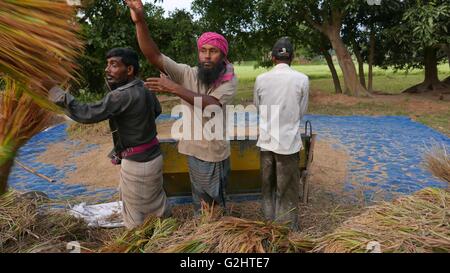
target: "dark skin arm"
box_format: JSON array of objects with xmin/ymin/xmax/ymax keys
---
[
  {"xmin": 126, "ymin": 0, "xmax": 221, "ymax": 109},
  {"xmin": 144, "ymin": 76, "xmax": 222, "ymax": 109},
  {"xmin": 126, "ymin": 0, "xmax": 164, "ymax": 72}
]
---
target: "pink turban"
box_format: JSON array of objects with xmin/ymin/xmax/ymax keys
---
[
  {"xmin": 197, "ymin": 32, "xmax": 229, "ymax": 57},
  {"xmin": 197, "ymin": 32, "xmax": 234, "ymax": 87}
]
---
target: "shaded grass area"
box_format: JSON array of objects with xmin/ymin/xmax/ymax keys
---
[{"xmin": 416, "ymin": 111, "xmax": 450, "ymax": 137}]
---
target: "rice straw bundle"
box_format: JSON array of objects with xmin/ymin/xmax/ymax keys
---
[
  {"xmin": 424, "ymin": 144, "xmax": 450, "ymax": 184},
  {"xmin": 160, "ymin": 216, "xmax": 293, "ymax": 253},
  {"xmin": 0, "ymin": 0, "xmax": 83, "ymax": 109},
  {"xmin": 0, "ymin": 0, "xmax": 83, "ymax": 194},
  {"xmin": 101, "ymin": 202, "xmax": 315, "ymax": 253},
  {"xmin": 312, "ymin": 188, "xmax": 450, "ymax": 253},
  {"xmin": 0, "ymin": 78, "xmax": 53, "ymax": 194},
  {"xmin": 100, "ymin": 216, "xmax": 178, "ymax": 253},
  {"xmin": 286, "ymin": 232, "xmax": 317, "ymax": 253},
  {"xmin": 157, "ymin": 203, "xmax": 314, "ymax": 253}
]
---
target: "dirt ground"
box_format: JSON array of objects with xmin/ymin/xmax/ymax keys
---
[
  {"xmin": 311, "ymin": 90, "xmax": 450, "ymax": 114},
  {"xmin": 36, "ymin": 135, "xmax": 119, "ymax": 188},
  {"xmin": 305, "ymin": 89, "xmax": 450, "ymax": 138}
]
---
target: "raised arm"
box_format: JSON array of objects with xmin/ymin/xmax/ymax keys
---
[{"xmin": 126, "ymin": 0, "xmax": 165, "ymax": 72}]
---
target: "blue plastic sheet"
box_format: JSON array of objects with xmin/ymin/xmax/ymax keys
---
[
  {"xmin": 8, "ymin": 124, "xmax": 116, "ymax": 201},
  {"xmin": 8, "ymin": 114, "xmax": 449, "ymax": 203},
  {"xmin": 301, "ymin": 115, "xmax": 449, "ymax": 201}
]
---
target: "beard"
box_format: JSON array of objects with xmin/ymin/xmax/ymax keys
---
[{"xmin": 197, "ymin": 60, "xmax": 225, "ymax": 87}]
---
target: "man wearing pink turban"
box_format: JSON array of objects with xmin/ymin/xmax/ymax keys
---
[{"xmin": 127, "ymin": 0, "xmax": 237, "ymax": 215}]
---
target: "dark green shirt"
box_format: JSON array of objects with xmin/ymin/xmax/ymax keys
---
[{"xmin": 49, "ymin": 79, "xmax": 161, "ymax": 162}]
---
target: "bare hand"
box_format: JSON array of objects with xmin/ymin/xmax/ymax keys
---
[
  {"xmin": 144, "ymin": 77, "xmax": 179, "ymax": 94},
  {"xmin": 125, "ymin": 0, "xmax": 145, "ymax": 23}
]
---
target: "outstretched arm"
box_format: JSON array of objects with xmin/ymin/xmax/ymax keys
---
[
  {"xmin": 46, "ymin": 85, "xmax": 132, "ymax": 124},
  {"xmin": 126, "ymin": 0, "xmax": 165, "ymax": 72},
  {"xmin": 144, "ymin": 77, "xmax": 221, "ymax": 109}
]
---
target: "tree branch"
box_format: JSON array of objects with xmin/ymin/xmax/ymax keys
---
[{"xmin": 304, "ymin": 14, "xmax": 324, "ymax": 33}]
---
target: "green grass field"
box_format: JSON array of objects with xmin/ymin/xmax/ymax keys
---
[{"xmin": 234, "ymin": 63, "xmax": 450, "ymax": 96}]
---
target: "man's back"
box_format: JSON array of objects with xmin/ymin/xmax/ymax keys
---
[{"xmin": 254, "ymin": 63, "xmax": 309, "ymax": 155}]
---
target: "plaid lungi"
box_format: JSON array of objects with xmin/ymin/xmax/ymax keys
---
[
  {"xmin": 119, "ymin": 154, "xmax": 170, "ymax": 229},
  {"xmin": 187, "ymin": 156, "xmax": 230, "ymax": 212}
]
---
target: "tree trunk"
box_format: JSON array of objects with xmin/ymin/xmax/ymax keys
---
[
  {"xmin": 442, "ymin": 44, "xmax": 450, "ymax": 84},
  {"xmin": 424, "ymin": 47, "xmax": 440, "ymax": 86},
  {"xmin": 327, "ymin": 28, "xmax": 370, "ymax": 97},
  {"xmin": 323, "ymin": 49, "xmax": 342, "ymax": 94},
  {"xmin": 368, "ymin": 31, "xmax": 375, "ymax": 93},
  {"xmin": 353, "ymin": 43, "xmax": 366, "ymax": 88},
  {"xmin": 445, "ymin": 76, "xmax": 450, "ymax": 85},
  {"xmin": 0, "ymin": 159, "xmax": 14, "ymax": 195},
  {"xmin": 442, "ymin": 44, "xmax": 450, "ymax": 69},
  {"xmin": 403, "ymin": 47, "xmax": 448, "ymax": 93},
  {"xmin": 447, "ymin": 51, "xmax": 450, "ymax": 69}
]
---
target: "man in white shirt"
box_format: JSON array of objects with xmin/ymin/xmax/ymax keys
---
[{"xmin": 253, "ymin": 37, "xmax": 309, "ymax": 230}]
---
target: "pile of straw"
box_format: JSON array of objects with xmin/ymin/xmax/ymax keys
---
[
  {"xmin": 3, "ymin": 188, "xmax": 449, "ymax": 253},
  {"xmin": 424, "ymin": 144, "xmax": 450, "ymax": 184},
  {"xmin": 313, "ymin": 188, "xmax": 450, "ymax": 253},
  {"xmin": 102, "ymin": 204, "xmax": 315, "ymax": 253},
  {"xmin": 0, "ymin": 191, "xmax": 94, "ymax": 253}
]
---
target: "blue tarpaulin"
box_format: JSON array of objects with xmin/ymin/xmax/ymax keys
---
[{"xmin": 8, "ymin": 114, "xmax": 449, "ymax": 203}]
